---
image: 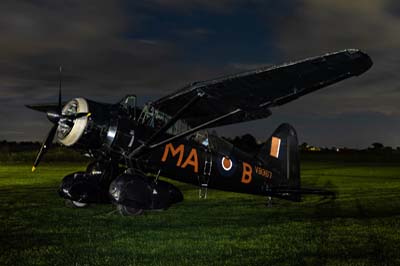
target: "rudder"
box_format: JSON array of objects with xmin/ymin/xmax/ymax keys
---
[{"xmin": 257, "ymin": 123, "xmax": 300, "ymax": 191}]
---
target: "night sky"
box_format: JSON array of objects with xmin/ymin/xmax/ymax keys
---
[{"xmin": 1, "ymin": 0, "xmax": 399, "ymax": 148}]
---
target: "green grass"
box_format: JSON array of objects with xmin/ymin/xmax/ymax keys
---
[{"xmin": 1, "ymin": 162, "xmax": 400, "ymax": 266}]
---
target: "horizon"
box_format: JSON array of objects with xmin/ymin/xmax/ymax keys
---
[{"xmin": 1, "ymin": 137, "xmax": 398, "ymax": 151}]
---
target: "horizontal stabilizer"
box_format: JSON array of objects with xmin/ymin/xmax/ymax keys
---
[
  {"xmin": 266, "ymin": 187, "xmax": 336, "ymax": 202},
  {"xmin": 267, "ymin": 187, "xmax": 336, "ymax": 196}
]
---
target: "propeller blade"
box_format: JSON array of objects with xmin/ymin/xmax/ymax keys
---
[
  {"xmin": 63, "ymin": 112, "xmax": 91, "ymax": 120},
  {"xmin": 31, "ymin": 66, "xmax": 66, "ymax": 172},
  {"xmin": 58, "ymin": 66, "xmax": 62, "ymax": 114},
  {"xmin": 32, "ymin": 124, "xmax": 58, "ymax": 172}
]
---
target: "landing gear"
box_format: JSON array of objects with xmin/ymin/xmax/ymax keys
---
[
  {"xmin": 266, "ymin": 196, "xmax": 272, "ymax": 207},
  {"xmin": 58, "ymin": 161, "xmax": 123, "ymax": 206},
  {"xmin": 116, "ymin": 204, "xmax": 144, "ymax": 216},
  {"xmin": 109, "ymin": 170, "xmax": 183, "ymax": 216}
]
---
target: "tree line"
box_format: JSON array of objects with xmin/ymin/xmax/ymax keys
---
[{"xmin": 1, "ymin": 138, "xmax": 399, "ymax": 154}]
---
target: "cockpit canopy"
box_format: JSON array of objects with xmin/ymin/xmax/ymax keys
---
[
  {"xmin": 138, "ymin": 104, "xmax": 191, "ymax": 135},
  {"xmin": 190, "ymin": 130, "xmax": 234, "ymax": 154}
]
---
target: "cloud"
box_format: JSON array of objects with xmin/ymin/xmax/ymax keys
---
[
  {"xmin": 141, "ymin": 0, "xmax": 250, "ymax": 12},
  {"xmin": 1, "ymin": 0, "xmax": 399, "ymax": 148},
  {"xmin": 274, "ymin": 0, "xmax": 400, "ymax": 118},
  {"xmin": 0, "ymin": 0, "xmax": 193, "ymax": 102},
  {"xmin": 0, "ymin": 0, "xmax": 125, "ymax": 57},
  {"xmin": 278, "ymin": 0, "xmax": 400, "ymax": 54}
]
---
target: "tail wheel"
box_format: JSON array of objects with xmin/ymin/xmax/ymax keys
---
[
  {"xmin": 116, "ymin": 204, "xmax": 144, "ymax": 216},
  {"xmin": 65, "ymin": 199, "xmax": 88, "ymax": 208}
]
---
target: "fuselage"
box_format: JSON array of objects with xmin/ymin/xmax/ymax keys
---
[
  {"xmin": 55, "ymin": 97, "xmax": 292, "ymax": 200},
  {"xmin": 143, "ymin": 138, "xmax": 276, "ymax": 196}
]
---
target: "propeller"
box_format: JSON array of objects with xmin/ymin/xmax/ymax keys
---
[
  {"xmin": 32, "ymin": 93, "xmax": 62, "ymax": 171},
  {"xmin": 32, "ymin": 66, "xmax": 91, "ymax": 172},
  {"xmin": 32, "ymin": 124, "xmax": 58, "ymax": 172}
]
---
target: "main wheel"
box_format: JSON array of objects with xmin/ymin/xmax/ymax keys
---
[{"xmin": 116, "ymin": 204, "xmax": 144, "ymax": 216}]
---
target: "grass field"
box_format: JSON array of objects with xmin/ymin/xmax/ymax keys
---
[{"xmin": 1, "ymin": 162, "xmax": 400, "ymax": 266}]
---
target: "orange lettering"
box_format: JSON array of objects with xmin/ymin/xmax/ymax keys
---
[
  {"xmin": 161, "ymin": 143, "xmax": 184, "ymax": 166},
  {"xmin": 255, "ymin": 166, "xmax": 272, "ymax": 179},
  {"xmin": 241, "ymin": 162, "xmax": 252, "ymax": 184},
  {"xmin": 181, "ymin": 148, "xmax": 198, "ymax": 173}
]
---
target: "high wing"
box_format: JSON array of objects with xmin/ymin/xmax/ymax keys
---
[{"xmin": 153, "ymin": 49, "xmax": 372, "ymax": 128}]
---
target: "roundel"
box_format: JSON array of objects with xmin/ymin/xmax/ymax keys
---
[
  {"xmin": 221, "ymin": 156, "xmax": 233, "ymax": 171},
  {"xmin": 217, "ymin": 155, "xmax": 237, "ymax": 176}
]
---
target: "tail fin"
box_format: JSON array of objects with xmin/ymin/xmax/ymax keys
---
[{"xmin": 257, "ymin": 123, "xmax": 300, "ymax": 191}]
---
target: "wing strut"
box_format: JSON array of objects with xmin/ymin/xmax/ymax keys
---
[
  {"xmin": 149, "ymin": 108, "xmax": 242, "ymax": 150},
  {"xmin": 128, "ymin": 90, "xmax": 205, "ymax": 158},
  {"xmin": 129, "ymin": 107, "xmax": 242, "ymax": 158}
]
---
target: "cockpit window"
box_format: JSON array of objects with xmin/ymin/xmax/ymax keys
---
[
  {"xmin": 191, "ymin": 131, "xmax": 233, "ymax": 154},
  {"xmin": 208, "ymin": 134, "xmax": 234, "ymax": 155},
  {"xmin": 138, "ymin": 103, "xmax": 191, "ymax": 135},
  {"xmin": 192, "ymin": 131, "xmax": 209, "ymax": 148},
  {"xmin": 120, "ymin": 95, "xmax": 137, "ymax": 119}
]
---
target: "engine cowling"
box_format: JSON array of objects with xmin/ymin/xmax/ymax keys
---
[{"xmin": 55, "ymin": 97, "xmax": 137, "ymax": 158}]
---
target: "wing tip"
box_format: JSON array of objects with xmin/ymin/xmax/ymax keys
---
[{"xmin": 349, "ymin": 49, "xmax": 373, "ymax": 75}]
